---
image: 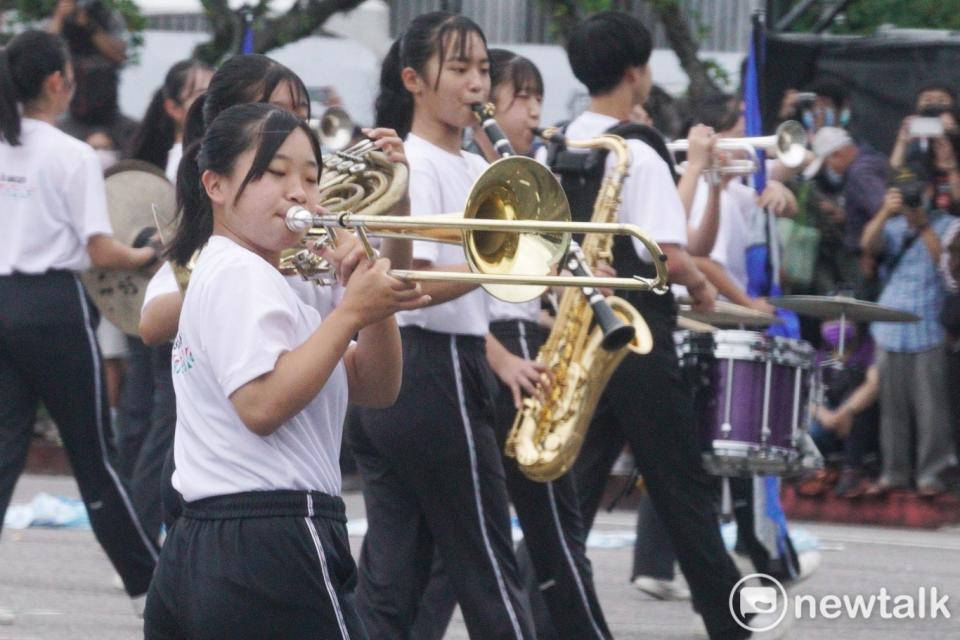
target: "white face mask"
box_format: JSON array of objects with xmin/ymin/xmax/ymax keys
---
[{"xmin": 96, "ymin": 149, "xmax": 118, "ymax": 172}]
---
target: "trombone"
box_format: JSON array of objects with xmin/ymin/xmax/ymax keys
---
[
  {"xmin": 282, "ymin": 155, "xmax": 669, "ymax": 303},
  {"xmin": 667, "ymin": 120, "xmax": 808, "ymax": 176}
]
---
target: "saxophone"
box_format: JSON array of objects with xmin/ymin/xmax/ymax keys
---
[{"xmin": 505, "ymin": 129, "xmax": 667, "ymax": 482}]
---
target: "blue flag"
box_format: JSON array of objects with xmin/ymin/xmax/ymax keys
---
[
  {"xmin": 743, "ymin": 14, "xmax": 799, "ymax": 340},
  {"xmin": 241, "ymin": 11, "xmax": 254, "ymax": 55},
  {"xmin": 743, "ymin": 13, "xmax": 800, "ymax": 580}
]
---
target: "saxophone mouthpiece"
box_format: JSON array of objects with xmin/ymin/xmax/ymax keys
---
[{"xmin": 285, "ymin": 205, "xmax": 314, "ymax": 231}]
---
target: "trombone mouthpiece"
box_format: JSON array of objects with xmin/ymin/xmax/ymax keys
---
[{"xmin": 285, "ymin": 205, "xmax": 314, "ymax": 231}]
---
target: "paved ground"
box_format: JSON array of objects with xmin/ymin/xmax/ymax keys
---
[{"xmin": 2, "ymin": 473, "xmax": 960, "ymax": 639}]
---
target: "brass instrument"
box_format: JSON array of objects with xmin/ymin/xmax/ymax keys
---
[
  {"xmin": 667, "ymin": 120, "xmax": 808, "ymax": 176},
  {"xmin": 284, "ymin": 155, "xmax": 669, "ymax": 302},
  {"xmin": 505, "ymin": 130, "xmax": 663, "ymax": 482}
]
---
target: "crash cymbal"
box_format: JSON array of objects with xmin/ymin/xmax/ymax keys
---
[
  {"xmin": 80, "ymin": 162, "xmax": 176, "ymax": 336},
  {"xmin": 769, "ymin": 295, "xmax": 920, "ymax": 323},
  {"xmin": 677, "ymin": 297, "xmax": 780, "ymax": 328}
]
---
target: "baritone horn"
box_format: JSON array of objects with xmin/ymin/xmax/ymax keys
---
[
  {"xmin": 667, "ymin": 119, "xmax": 808, "ymax": 175},
  {"xmin": 283, "ymin": 156, "xmax": 669, "ymax": 303}
]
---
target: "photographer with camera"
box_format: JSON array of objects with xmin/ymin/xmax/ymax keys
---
[
  {"xmin": 860, "ymin": 166, "xmax": 958, "ymax": 496},
  {"xmin": 889, "ymin": 85, "xmax": 960, "ymax": 213},
  {"xmin": 46, "ymin": 0, "xmax": 134, "ymax": 143}
]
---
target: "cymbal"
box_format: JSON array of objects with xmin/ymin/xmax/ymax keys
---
[
  {"xmin": 769, "ymin": 295, "xmax": 920, "ymax": 323},
  {"xmin": 677, "ymin": 297, "xmax": 780, "ymax": 328},
  {"xmin": 80, "ymin": 161, "xmax": 176, "ymax": 336}
]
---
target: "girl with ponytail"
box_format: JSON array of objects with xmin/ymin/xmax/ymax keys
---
[
  {"xmin": 0, "ymin": 30, "xmax": 161, "ymax": 618},
  {"xmin": 142, "ymin": 103, "xmax": 428, "ymax": 638},
  {"xmin": 350, "ymin": 12, "xmax": 539, "ymax": 639},
  {"xmin": 127, "ymin": 59, "xmax": 213, "ymax": 179}
]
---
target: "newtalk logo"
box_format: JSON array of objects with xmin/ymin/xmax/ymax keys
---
[{"xmin": 729, "ymin": 573, "xmax": 952, "ymax": 632}]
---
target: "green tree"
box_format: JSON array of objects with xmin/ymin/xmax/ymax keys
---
[
  {"xmin": 0, "ymin": 0, "xmax": 145, "ymax": 51},
  {"xmin": 194, "ymin": 0, "xmax": 365, "ymax": 65},
  {"xmin": 781, "ymin": 0, "xmax": 960, "ymax": 34}
]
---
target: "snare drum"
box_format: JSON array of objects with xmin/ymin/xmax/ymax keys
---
[{"xmin": 676, "ymin": 330, "xmax": 814, "ymax": 477}]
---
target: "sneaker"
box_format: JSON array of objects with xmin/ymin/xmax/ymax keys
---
[
  {"xmin": 112, "ymin": 572, "xmax": 125, "ymax": 592},
  {"xmin": 631, "ymin": 575, "xmax": 691, "ymax": 601},
  {"xmin": 791, "ymin": 549, "xmax": 823, "ymax": 584},
  {"xmin": 0, "ymin": 608, "xmax": 13, "ymax": 625},
  {"xmin": 131, "ymin": 594, "xmax": 147, "ymax": 619}
]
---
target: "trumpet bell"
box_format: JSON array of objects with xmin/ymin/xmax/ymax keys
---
[
  {"xmin": 464, "ymin": 156, "xmax": 571, "ymax": 303},
  {"xmin": 311, "ymin": 107, "xmax": 354, "ymax": 151},
  {"xmin": 775, "ymin": 120, "xmax": 808, "ymax": 168}
]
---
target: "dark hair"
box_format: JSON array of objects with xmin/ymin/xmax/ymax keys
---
[
  {"xmin": 489, "ymin": 48, "xmax": 543, "ymax": 104},
  {"xmin": 167, "ymin": 103, "xmax": 322, "ymax": 266},
  {"xmin": 567, "ymin": 11, "xmax": 652, "ymax": 97},
  {"xmin": 375, "ymin": 11, "xmax": 487, "ymax": 138},
  {"xmin": 806, "ymin": 79, "xmax": 848, "ymax": 111},
  {"xmin": 182, "ymin": 54, "xmax": 310, "ymax": 149},
  {"xmin": 917, "ymin": 83, "xmax": 956, "ymax": 104},
  {"xmin": 690, "ymin": 93, "xmax": 740, "ymax": 133},
  {"xmin": 128, "ymin": 60, "xmax": 213, "ymax": 170},
  {"xmin": 0, "ymin": 30, "xmax": 70, "ymax": 146}
]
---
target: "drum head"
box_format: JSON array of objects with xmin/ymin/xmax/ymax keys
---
[{"xmin": 80, "ymin": 161, "xmax": 176, "ymax": 336}]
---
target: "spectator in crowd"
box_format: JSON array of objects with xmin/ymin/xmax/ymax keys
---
[
  {"xmin": 890, "ymin": 95, "xmax": 960, "ymax": 214},
  {"xmin": 778, "ymin": 79, "xmax": 851, "ymax": 137},
  {"xmin": 804, "ymin": 126, "xmax": 889, "ymax": 299},
  {"xmin": 47, "ymin": 0, "xmax": 136, "ymax": 144},
  {"xmin": 800, "ymin": 321, "xmax": 880, "ymax": 499},
  {"xmin": 860, "ymin": 166, "xmax": 958, "ymax": 496},
  {"xmin": 941, "ymin": 219, "xmax": 960, "ymax": 456}
]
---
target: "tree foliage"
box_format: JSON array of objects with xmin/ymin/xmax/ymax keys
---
[
  {"xmin": 194, "ymin": 0, "xmax": 365, "ymax": 64},
  {"xmin": 786, "ymin": 0, "xmax": 960, "ymax": 34},
  {"xmin": 0, "ymin": 0, "xmax": 145, "ymax": 51}
]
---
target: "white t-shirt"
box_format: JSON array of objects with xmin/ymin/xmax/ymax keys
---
[
  {"xmin": 536, "ymin": 111, "xmax": 688, "ymax": 261},
  {"xmin": 0, "ymin": 119, "xmax": 113, "ymax": 275},
  {"xmin": 689, "ymin": 177, "xmax": 756, "ymax": 291},
  {"xmin": 488, "ymin": 298, "xmax": 541, "ymax": 323},
  {"xmin": 171, "ymin": 235, "xmax": 348, "ymax": 501},
  {"xmin": 165, "ymin": 143, "xmax": 182, "ymax": 184},
  {"xmin": 141, "ymin": 259, "xmax": 343, "ymax": 335},
  {"xmin": 396, "ymin": 133, "xmax": 491, "ymax": 336}
]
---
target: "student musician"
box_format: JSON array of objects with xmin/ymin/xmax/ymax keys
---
[
  {"xmin": 538, "ymin": 12, "xmax": 758, "ymax": 639},
  {"xmin": 348, "ymin": 12, "xmax": 537, "ymax": 639},
  {"xmin": 0, "ymin": 30, "xmax": 159, "ymax": 618},
  {"xmin": 142, "ymin": 102, "xmax": 429, "ymax": 638}
]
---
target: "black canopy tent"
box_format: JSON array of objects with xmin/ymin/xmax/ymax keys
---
[{"xmin": 762, "ymin": 31, "xmax": 960, "ymax": 154}]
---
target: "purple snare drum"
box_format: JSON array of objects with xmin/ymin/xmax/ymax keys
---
[{"xmin": 676, "ymin": 330, "xmax": 814, "ymax": 477}]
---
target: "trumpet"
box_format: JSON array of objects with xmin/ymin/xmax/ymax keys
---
[
  {"xmin": 282, "ymin": 156, "xmax": 669, "ymax": 303},
  {"xmin": 309, "ymin": 106, "xmax": 355, "ymax": 151},
  {"xmin": 667, "ymin": 120, "xmax": 808, "ymax": 176}
]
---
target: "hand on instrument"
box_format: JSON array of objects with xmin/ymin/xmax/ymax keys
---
[
  {"xmin": 685, "ymin": 124, "xmax": 717, "ymax": 173},
  {"xmin": 315, "ymin": 226, "xmax": 366, "ymax": 285},
  {"xmin": 362, "ymin": 127, "xmax": 408, "ymax": 168},
  {"xmin": 748, "ymin": 296, "xmax": 777, "ymax": 315},
  {"xmin": 339, "ymin": 257, "xmax": 431, "ymax": 327},
  {"xmin": 491, "ymin": 352, "xmax": 553, "ymax": 409},
  {"xmin": 758, "ymin": 181, "xmax": 791, "ymax": 216},
  {"xmin": 687, "ymin": 278, "xmax": 717, "ymax": 313}
]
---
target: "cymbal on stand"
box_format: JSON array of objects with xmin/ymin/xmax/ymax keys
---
[{"xmin": 768, "ymin": 295, "xmax": 920, "ymax": 323}]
